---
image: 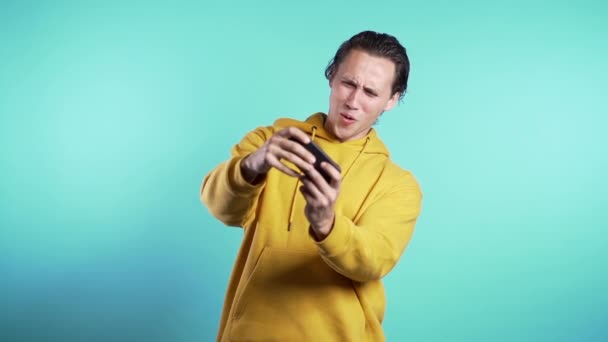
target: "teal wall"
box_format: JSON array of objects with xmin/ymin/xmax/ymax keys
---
[{"xmin": 1, "ymin": 1, "xmax": 606, "ymax": 341}]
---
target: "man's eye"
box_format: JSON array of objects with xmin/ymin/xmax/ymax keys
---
[{"xmin": 365, "ymin": 91, "xmax": 377, "ymax": 97}]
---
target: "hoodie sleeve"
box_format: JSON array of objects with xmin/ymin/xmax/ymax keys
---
[
  {"xmin": 200, "ymin": 126, "xmax": 273, "ymax": 228},
  {"xmin": 313, "ymin": 171, "xmax": 422, "ymax": 282}
]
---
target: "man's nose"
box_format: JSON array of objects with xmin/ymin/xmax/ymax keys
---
[{"xmin": 345, "ymin": 88, "xmax": 360, "ymax": 110}]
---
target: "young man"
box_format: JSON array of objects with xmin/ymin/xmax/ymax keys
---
[{"xmin": 201, "ymin": 31, "xmax": 422, "ymax": 341}]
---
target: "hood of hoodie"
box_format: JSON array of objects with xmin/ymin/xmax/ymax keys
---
[{"xmin": 274, "ymin": 112, "xmax": 390, "ymax": 157}]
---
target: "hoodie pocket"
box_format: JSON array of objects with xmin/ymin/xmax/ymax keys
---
[{"xmin": 230, "ymin": 247, "xmax": 366, "ymax": 341}]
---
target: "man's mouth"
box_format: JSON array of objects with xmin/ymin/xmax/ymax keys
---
[{"xmin": 340, "ymin": 113, "xmax": 356, "ymax": 122}]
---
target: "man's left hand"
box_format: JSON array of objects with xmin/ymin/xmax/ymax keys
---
[{"xmin": 299, "ymin": 162, "xmax": 342, "ymax": 241}]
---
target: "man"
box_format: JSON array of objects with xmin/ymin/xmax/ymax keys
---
[{"xmin": 201, "ymin": 31, "xmax": 422, "ymax": 341}]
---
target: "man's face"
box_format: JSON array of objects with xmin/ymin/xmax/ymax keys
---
[{"xmin": 325, "ymin": 49, "xmax": 399, "ymax": 142}]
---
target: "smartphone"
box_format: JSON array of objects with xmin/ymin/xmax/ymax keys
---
[{"xmin": 290, "ymin": 138, "xmax": 341, "ymax": 182}]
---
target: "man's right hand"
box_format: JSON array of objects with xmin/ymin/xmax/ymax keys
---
[{"xmin": 240, "ymin": 127, "xmax": 317, "ymax": 184}]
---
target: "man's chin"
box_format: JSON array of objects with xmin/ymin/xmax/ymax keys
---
[{"xmin": 332, "ymin": 127, "xmax": 354, "ymax": 143}]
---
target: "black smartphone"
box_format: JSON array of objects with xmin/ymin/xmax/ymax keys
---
[{"xmin": 290, "ymin": 138, "xmax": 341, "ymax": 182}]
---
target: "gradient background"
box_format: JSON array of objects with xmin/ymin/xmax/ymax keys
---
[{"xmin": 1, "ymin": 1, "xmax": 607, "ymax": 341}]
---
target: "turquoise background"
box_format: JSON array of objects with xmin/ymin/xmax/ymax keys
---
[{"xmin": 1, "ymin": 1, "xmax": 606, "ymax": 341}]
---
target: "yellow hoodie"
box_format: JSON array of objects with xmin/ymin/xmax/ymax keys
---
[{"xmin": 201, "ymin": 113, "xmax": 422, "ymax": 341}]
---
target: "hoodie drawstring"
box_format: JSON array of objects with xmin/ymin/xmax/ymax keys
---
[
  {"xmin": 341, "ymin": 136, "xmax": 370, "ymax": 180},
  {"xmin": 288, "ymin": 126, "xmax": 318, "ymax": 231}
]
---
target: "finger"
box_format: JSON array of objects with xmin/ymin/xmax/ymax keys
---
[
  {"xmin": 266, "ymin": 154, "xmax": 301, "ymax": 178},
  {"xmin": 320, "ymin": 162, "xmax": 342, "ymax": 188},
  {"xmin": 279, "ymin": 139, "xmax": 316, "ymax": 165},
  {"xmin": 275, "ymin": 127, "xmax": 315, "ymax": 163},
  {"xmin": 267, "ymin": 133, "xmax": 315, "ymax": 165},
  {"xmin": 299, "ymin": 184, "xmax": 313, "ymax": 201},
  {"xmin": 268, "ymin": 143, "xmax": 314, "ymax": 174},
  {"xmin": 300, "ymin": 176, "xmax": 327, "ymax": 205},
  {"xmin": 302, "ymin": 165, "xmax": 333, "ymax": 194},
  {"xmin": 300, "ymin": 184, "xmax": 322, "ymax": 206},
  {"xmin": 282, "ymin": 127, "xmax": 311, "ymax": 144}
]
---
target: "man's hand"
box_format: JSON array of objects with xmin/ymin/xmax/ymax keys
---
[
  {"xmin": 240, "ymin": 127, "xmax": 316, "ymax": 184},
  {"xmin": 300, "ymin": 162, "xmax": 342, "ymax": 241}
]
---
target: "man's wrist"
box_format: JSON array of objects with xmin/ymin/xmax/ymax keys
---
[
  {"xmin": 240, "ymin": 156, "xmax": 265, "ymax": 185},
  {"xmin": 310, "ymin": 215, "xmax": 335, "ymax": 241}
]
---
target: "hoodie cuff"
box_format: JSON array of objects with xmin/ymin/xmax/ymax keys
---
[
  {"xmin": 227, "ymin": 156, "xmax": 265, "ymax": 195},
  {"xmin": 312, "ymin": 215, "xmax": 352, "ymax": 258}
]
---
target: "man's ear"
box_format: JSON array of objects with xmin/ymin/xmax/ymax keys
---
[{"xmin": 383, "ymin": 92, "xmax": 400, "ymax": 111}]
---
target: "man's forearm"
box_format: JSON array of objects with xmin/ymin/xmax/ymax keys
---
[{"xmin": 201, "ymin": 157, "xmax": 264, "ymax": 227}]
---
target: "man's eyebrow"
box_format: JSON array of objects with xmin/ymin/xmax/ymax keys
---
[
  {"xmin": 363, "ymin": 86, "xmax": 378, "ymax": 96},
  {"xmin": 340, "ymin": 77, "xmax": 379, "ymax": 95},
  {"xmin": 340, "ymin": 76, "xmax": 357, "ymax": 84}
]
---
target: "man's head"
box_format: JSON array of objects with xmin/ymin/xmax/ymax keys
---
[
  {"xmin": 325, "ymin": 31, "xmax": 410, "ymax": 101},
  {"xmin": 324, "ymin": 31, "xmax": 410, "ymax": 142}
]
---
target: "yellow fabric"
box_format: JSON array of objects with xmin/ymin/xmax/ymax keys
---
[{"xmin": 201, "ymin": 113, "xmax": 423, "ymax": 341}]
